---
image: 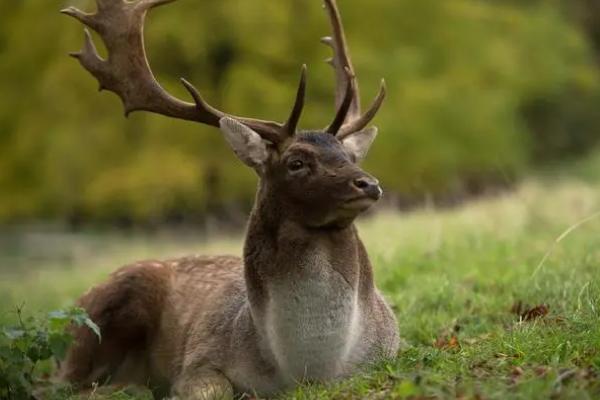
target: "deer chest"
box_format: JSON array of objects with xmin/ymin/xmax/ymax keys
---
[{"xmin": 263, "ymin": 254, "xmax": 361, "ymax": 381}]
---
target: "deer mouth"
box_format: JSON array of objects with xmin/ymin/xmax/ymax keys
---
[{"xmin": 342, "ymin": 196, "xmax": 378, "ymax": 211}]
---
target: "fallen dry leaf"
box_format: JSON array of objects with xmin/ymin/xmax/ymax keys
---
[
  {"xmin": 434, "ymin": 334, "xmax": 461, "ymax": 350},
  {"xmin": 522, "ymin": 304, "xmax": 549, "ymax": 321},
  {"xmin": 510, "ymin": 366, "xmax": 525, "ymax": 385},
  {"xmin": 511, "ymin": 301, "xmax": 549, "ymax": 321}
]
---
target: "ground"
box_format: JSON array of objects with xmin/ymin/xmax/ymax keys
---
[{"xmin": 1, "ymin": 156, "xmax": 599, "ymax": 399}]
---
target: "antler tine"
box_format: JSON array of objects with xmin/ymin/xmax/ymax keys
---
[
  {"xmin": 180, "ymin": 78, "xmax": 283, "ymax": 144},
  {"xmin": 281, "ymin": 65, "xmax": 308, "ymax": 137},
  {"xmin": 68, "ymin": 29, "xmax": 105, "ymax": 85},
  {"xmin": 61, "ymin": 7, "xmax": 102, "ymax": 32},
  {"xmin": 326, "ymin": 68, "xmax": 355, "ymax": 134},
  {"xmin": 337, "ymin": 79, "xmax": 386, "ymax": 139},
  {"xmin": 179, "ymin": 78, "xmax": 225, "ymax": 127},
  {"xmin": 63, "ymin": 0, "xmax": 286, "ymax": 142},
  {"xmin": 321, "ymin": 0, "xmax": 360, "ymax": 121},
  {"xmin": 322, "ymin": 0, "xmax": 385, "ymax": 137}
]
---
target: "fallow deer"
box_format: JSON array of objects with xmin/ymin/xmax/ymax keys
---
[{"xmin": 60, "ymin": 0, "xmax": 400, "ymax": 398}]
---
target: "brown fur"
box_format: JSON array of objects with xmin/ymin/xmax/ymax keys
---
[{"xmin": 60, "ymin": 262, "xmax": 171, "ymax": 386}]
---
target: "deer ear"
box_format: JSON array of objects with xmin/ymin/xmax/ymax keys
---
[
  {"xmin": 342, "ymin": 127, "xmax": 378, "ymax": 162},
  {"xmin": 219, "ymin": 117, "xmax": 270, "ymax": 168}
]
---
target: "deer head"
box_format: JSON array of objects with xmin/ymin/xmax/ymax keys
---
[{"xmin": 63, "ymin": 0, "xmax": 386, "ymax": 228}]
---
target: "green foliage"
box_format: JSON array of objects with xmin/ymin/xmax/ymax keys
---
[
  {"xmin": 0, "ymin": 0, "xmax": 599, "ymax": 223},
  {"xmin": 0, "ymin": 307, "xmax": 99, "ymax": 400}
]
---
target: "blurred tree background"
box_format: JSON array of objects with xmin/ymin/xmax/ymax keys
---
[{"xmin": 0, "ymin": 0, "xmax": 599, "ymax": 226}]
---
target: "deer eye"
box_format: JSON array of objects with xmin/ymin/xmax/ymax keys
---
[{"xmin": 287, "ymin": 160, "xmax": 305, "ymax": 172}]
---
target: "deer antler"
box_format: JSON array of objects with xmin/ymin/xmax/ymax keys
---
[
  {"xmin": 62, "ymin": 0, "xmax": 306, "ymax": 143},
  {"xmin": 321, "ymin": 0, "xmax": 386, "ymax": 139}
]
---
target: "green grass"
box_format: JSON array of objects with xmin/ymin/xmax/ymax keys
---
[{"xmin": 1, "ymin": 175, "xmax": 600, "ymax": 399}]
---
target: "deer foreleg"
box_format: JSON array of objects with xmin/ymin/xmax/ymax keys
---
[{"xmin": 171, "ymin": 370, "xmax": 234, "ymax": 400}]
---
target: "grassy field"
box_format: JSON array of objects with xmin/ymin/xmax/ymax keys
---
[{"xmin": 1, "ymin": 162, "xmax": 600, "ymax": 399}]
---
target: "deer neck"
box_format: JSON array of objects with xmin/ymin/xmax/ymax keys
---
[{"xmin": 242, "ymin": 182, "xmax": 375, "ymax": 380}]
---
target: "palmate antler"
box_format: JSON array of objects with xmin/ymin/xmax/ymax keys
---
[
  {"xmin": 62, "ymin": 0, "xmax": 383, "ymax": 142},
  {"xmin": 322, "ymin": 0, "xmax": 386, "ymax": 138},
  {"xmin": 61, "ymin": 0, "xmax": 307, "ymax": 143}
]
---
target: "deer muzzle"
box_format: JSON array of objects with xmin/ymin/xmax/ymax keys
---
[{"xmin": 352, "ymin": 176, "xmax": 382, "ymax": 201}]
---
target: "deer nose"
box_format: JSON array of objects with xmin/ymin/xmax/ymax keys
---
[{"xmin": 353, "ymin": 177, "xmax": 383, "ymax": 200}]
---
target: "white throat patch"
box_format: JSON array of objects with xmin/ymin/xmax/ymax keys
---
[{"xmin": 264, "ymin": 250, "xmax": 361, "ymax": 382}]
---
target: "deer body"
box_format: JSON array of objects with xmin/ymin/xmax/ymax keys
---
[
  {"xmin": 61, "ymin": 0, "xmax": 399, "ymax": 397},
  {"xmin": 65, "ymin": 198, "xmax": 398, "ymax": 397}
]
